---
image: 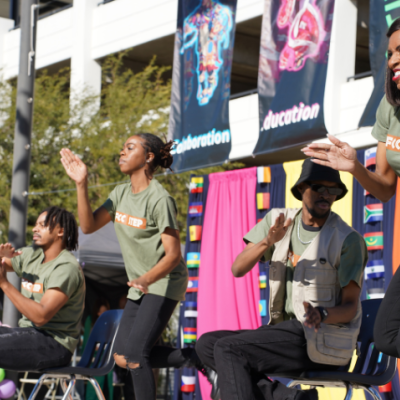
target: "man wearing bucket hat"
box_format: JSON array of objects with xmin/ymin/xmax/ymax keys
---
[{"xmin": 196, "ymin": 159, "xmax": 367, "ymax": 400}]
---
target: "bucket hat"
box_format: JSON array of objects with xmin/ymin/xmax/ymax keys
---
[{"xmin": 291, "ymin": 158, "xmax": 348, "ymax": 201}]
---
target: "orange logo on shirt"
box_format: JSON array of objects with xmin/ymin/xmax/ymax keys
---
[
  {"xmin": 115, "ymin": 212, "xmax": 147, "ymax": 229},
  {"xmin": 386, "ymin": 134, "xmax": 400, "ymax": 152},
  {"xmin": 288, "ymin": 250, "xmax": 300, "ymax": 267},
  {"xmin": 21, "ymin": 278, "xmax": 43, "ymax": 293}
]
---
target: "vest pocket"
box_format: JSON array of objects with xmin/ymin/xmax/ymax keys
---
[
  {"xmin": 305, "ymin": 287, "xmax": 334, "ymax": 306},
  {"xmin": 304, "ymin": 268, "xmax": 336, "ymax": 285},
  {"xmin": 317, "ymin": 331, "xmax": 354, "ymax": 359}
]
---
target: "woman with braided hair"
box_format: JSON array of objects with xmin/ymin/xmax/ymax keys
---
[{"xmin": 60, "ymin": 133, "xmax": 204, "ymax": 400}]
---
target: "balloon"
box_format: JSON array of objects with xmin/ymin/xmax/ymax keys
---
[
  {"xmin": 0, "ymin": 379, "xmax": 16, "ymax": 398},
  {"xmin": 0, "ymin": 369, "xmax": 5, "ymax": 383}
]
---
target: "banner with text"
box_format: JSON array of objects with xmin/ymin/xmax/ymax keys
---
[
  {"xmin": 253, "ymin": 0, "xmax": 335, "ymax": 155},
  {"xmin": 168, "ymin": 0, "xmax": 237, "ymax": 173},
  {"xmin": 359, "ymin": 1, "xmax": 400, "ymax": 127}
]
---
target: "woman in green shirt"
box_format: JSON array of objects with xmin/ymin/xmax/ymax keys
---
[
  {"xmin": 60, "ymin": 133, "xmax": 203, "ymax": 400},
  {"xmin": 301, "ymin": 19, "xmax": 400, "ymax": 361}
]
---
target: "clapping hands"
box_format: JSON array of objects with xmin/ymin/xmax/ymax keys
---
[{"xmin": 0, "ymin": 243, "xmax": 22, "ymax": 259}]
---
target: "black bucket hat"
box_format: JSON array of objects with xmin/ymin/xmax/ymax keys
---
[{"xmin": 291, "ymin": 158, "xmax": 348, "ymax": 201}]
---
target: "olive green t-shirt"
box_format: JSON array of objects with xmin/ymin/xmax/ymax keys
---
[
  {"xmin": 244, "ymin": 211, "xmax": 367, "ymax": 320},
  {"xmin": 11, "ymin": 246, "xmax": 85, "ymax": 353},
  {"xmin": 102, "ymin": 180, "xmax": 188, "ymax": 301},
  {"xmin": 371, "ymin": 95, "xmax": 400, "ymax": 176}
]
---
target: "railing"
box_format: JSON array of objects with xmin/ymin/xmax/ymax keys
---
[
  {"xmin": 347, "ymin": 71, "xmax": 373, "ymax": 82},
  {"xmin": 230, "ymin": 87, "xmax": 258, "ymax": 100}
]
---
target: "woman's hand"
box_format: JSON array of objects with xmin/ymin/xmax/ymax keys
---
[
  {"xmin": 60, "ymin": 148, "xmax": 88, "ymax": 185},
  {"xmin": 128, "ymin": 276, "xmax": 149, "ymax": 294},
  {"xmin": 301, "ymin": 134, "xmax": 358, "ymax": 173},
  {"xmin": 0, "ymin": 243, "xmax": 22, "ymax": 259}
]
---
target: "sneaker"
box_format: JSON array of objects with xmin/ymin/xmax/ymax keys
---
[
  {"xmin": 206, "ymin": 367, "xmax": 220, "ymax": 400},
  {"xmin": 184, "ymin": 348, "xmax": 208, "ymax": 376},
  {"xmin": 183, "ymin": 349, "xmax": 220, "ymax": 399}
]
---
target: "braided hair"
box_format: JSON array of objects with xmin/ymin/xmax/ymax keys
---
[
  {"xmin": 136, "ymin": 133, "xmax": 174, "ymax": 178},
  {"xmin": 40, "ymin": 206, "xmax": 79, "ymax": 251}
]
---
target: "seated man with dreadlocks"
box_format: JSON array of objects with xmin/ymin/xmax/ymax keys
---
[{"xmin": 0, "ymin": 206, "xmax": 85, "ymax": 371}]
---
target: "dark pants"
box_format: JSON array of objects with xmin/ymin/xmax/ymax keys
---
[
  {"xmin": 0, "ymin": 326, "xmax": 72, "ymax": 371},
  {"xmin": 113, "ymin": 295, "xmax": 190, "ymax": 400},
  {"xmin": 196, "ymin": 319, "xmax": 339, "ymax": 400},
  {"xmin": 374, "ymin": 266, "xmax": 400, "ymax": 357}
]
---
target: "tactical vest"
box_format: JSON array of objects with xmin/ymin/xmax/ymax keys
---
[{"xmin": 268, "ymin": 208, "xmax": 363, "ymax": 366}]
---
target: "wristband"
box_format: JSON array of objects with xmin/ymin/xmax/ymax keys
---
[{"xmin": 316, "ymin": 306, "xmax": 328, "ymax": 322}]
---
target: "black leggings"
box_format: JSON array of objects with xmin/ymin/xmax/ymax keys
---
[
  {"xmin": 113, "ymin": 294, "xmax": 189, "ymax": 400},
  {"xmin": 374, "ymin": 266, "xmax": 400, "ymax": 357}
]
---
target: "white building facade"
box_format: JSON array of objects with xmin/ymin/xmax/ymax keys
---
[{"xmin": 0, "ymin": 0, "xmax": 377, "ymax": 165}]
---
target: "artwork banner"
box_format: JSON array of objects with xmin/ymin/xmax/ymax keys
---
[
  {"xmin": 359, "ymin": 1, "xmax": 400, "ymax": 127},
  {"xmin": 168, "ymin": 0, "xmax": 238, "ymax": 172},
  {"xmin": 254, "ymin": 0, "xmax": 335, "ymax": 155}
]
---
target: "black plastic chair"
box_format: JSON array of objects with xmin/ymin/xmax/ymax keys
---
[
  {"xmin": 28, "ymin": 309, "xmax": 123, "ymax": 400},
  {"xmin": 273, "ymin": 299, "xmax": 397, "ymax": 400}
]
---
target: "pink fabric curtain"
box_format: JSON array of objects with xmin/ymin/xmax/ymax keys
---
[{"xmin": 197, "ymin": 167, "xmax": 261, "ymax": 398}]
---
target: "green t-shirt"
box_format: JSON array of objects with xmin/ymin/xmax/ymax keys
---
[
  {"xmin": 11, "ymin": 246, "xmax": 85, "ymax": 353},
  {"xmin": 371, "ymin": 95, "xmax": 400, "ymax": 176},
  {"xmin": 244, "ymin": 211, "xmax": 367, "ymax": 320},
  {"xmin": 102, "ymin": 180, "xmax": 188, "ymax": 301}
]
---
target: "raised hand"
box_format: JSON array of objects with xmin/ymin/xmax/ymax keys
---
[
  {"xmin": 301, "ymin": 134, "xmax": 357, "ymax": 173},
  {"xmin": 0, "ymin": 243, "xmax": 22, "ymax": 259},
  {"xmin": 60, "ymin": 148, "xmax": 88, "ymax": 185},
  {"xmin": 266, "ymin": 213, "xmax": 292, "ymax": 246}
]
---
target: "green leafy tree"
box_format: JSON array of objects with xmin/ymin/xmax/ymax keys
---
[{"xmin": 0, "ymin": 54, "xmax": 243, "ymax": 244}]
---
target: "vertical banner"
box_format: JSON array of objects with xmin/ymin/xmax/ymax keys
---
[
  {"xmin": 168, "ymin": 0, "xmax": 237, "ymax": 173},
  {"xmin": 359, "ymin": 2, "xmax": 400, "ymax": 127},
  {"xmin": 254, "ymin": 0, "xmax": 335, "ymax": 155}
]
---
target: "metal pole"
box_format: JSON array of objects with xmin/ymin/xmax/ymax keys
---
[{"xmin": 4, "ymin": 0, "xmax": 38, "ymax": 328}]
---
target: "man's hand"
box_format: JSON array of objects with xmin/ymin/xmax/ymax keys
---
[
  {"xmin": 303, "ymin": 302, "xmax": 322, "ymax": 332},
  {"xmin": 264, "ymin": 213, "xmax": 292, "ymax": 246},
  {"xmin": 0, "ymin": 243, "xmax": 22, "ymax": 259},
  {"xmin": 128, "ymin": 276, "xmax": 149, "ymax": 294}
]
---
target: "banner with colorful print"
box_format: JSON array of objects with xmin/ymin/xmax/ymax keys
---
[
  {"xmin": 253, "ymin": 0, "xmax": 335, "ymax": 155},
  {"xmin": 359, "ymin": 1, "xmax": 400, "ymax": 127},
  {"xmin": 168, "ymin": 0, "xmax": 238, "ymax": 172}
]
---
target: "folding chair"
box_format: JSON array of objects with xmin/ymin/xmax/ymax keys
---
[
  {"xmin": 277, "ymin": 299, "xmax": 397, "ymax": 400},
  {"xmin": 28, "ymin": 309, "xmax": 123, "ymax": 400}
]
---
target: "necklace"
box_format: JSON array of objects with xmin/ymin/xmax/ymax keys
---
[{"xmin": 297, "ymin": 220, "xmax": 313, "ymax": 245}]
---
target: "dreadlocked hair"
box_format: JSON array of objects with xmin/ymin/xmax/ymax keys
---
[
  {"xmin": 136, "ymin": 133, "xmax": 174, "ymax": 178},
  {"xmin": 40, "ymin": 206, "xmax": 79, "ymax": 251}
]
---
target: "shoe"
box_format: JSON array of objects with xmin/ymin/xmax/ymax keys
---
[
  {"xmin": 295, "ymin": 388, "xmax": 319, "ymax": 400},
  {"xmin": 206, "ymin": 367, "xmax": 220, "ymax": 400},
  {"xmin": 183, "ymin": 349, "xmax": 220, "ymax": 399},
  {"xmin": 184, "ymin": 348, "xmax": 208, "ymax": 376}
]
